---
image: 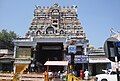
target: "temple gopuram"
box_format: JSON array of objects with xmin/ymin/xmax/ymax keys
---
[
  {"xmin": 0, "ymin": 4, "xmax": 113, "ymax": 80},
  {"xmin": 13, "ymin": 3, "xmax": 89, "ymax": 74}
]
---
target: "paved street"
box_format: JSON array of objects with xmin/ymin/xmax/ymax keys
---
[
  {"xmin": 51, "ymin": 78, "xmax": 63, "ymax": 81},
  {"xmin": 0, "ymin": 73, "xmax": 95, "ymax": 81},
  {"xmin": 48, "ymin": 77, "xmax": 95, "ymax": 81}
]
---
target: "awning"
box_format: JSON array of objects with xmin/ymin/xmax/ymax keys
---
[
  {"xmin": 89, "ymin": 58, "xmax": 111, "ymax": 63},
  {"xmin": 44, "ymin": 61, "xmax": 68, "ymax": 66}
]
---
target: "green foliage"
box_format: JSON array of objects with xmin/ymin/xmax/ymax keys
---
[{"xmin": 0, "ymin": 29, "xmax": 18, "ymax": 50}]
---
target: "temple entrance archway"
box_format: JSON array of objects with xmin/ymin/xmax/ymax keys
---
[{"xmin": 35, "ymin": 42, "xmax": 64, "ymax": 72}]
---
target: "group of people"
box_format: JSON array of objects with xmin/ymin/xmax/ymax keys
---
[
  {"xmin": 80, "ymin": 69, "xmax": 89, "ymax": 80},
  {"xmin": 44, "ymin": 69, "xmax": 90, "ymax": 81}
]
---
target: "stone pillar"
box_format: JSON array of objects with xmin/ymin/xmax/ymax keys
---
[
  {"xmin": 29, "ymin": 45, "xmax": 37, "ymax": 73},
  {"xmin": 13, "ymin": 45, "xmax": 17, "ymax": 73},
  {"xmin": 13, "ymin": 45, "xmax": 17, "ymax": 58},
  {"xmin": 32, "ymin": 42, "xmax": 37, "ymax": 60},
  {"xmin": 13, "ymin": 64, "xmax": 16, "ymax": 74},
  {"xmin": 63, "ymin": 44, "xmax": 68, "ymax": 71},
  {"xmin": 83, "ymin": 43, "xmax": 88, "ymax": 55},
  {"xmin": 63, "ymin": 44, "xmax": 68, "ymax": 60},
  {"xmin": 33, "ymin": 47, "xmax": 36, "ymax": 60}
]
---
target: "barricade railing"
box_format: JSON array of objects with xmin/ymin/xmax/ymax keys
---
[{"xmin": 0, "ymin": 73, "xmax": 44, "ymax": 81}]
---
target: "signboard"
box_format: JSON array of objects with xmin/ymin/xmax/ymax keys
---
[
  {"xmin": 65, "ymin": 55, "xmax": 88, "ymax": 63},
  {"xmin": 116, "ymin": 42, "xmax": 120, "ymax": 47},
  {"xmin": 115, "ymin": 42, "xmax": 120, "ymax": 61},
  {"xmin": 74, "ymin": 55, "xmax": 88, "ymax": 63},
  {"xmin": 68, "ymin": 45, "xmax": 76, "ymax": 54},
  {"xmin": 42, "ymin": 46, "xmax": 61, "ymax": 50}
]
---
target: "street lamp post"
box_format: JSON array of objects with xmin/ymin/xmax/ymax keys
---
[
  {"xmin": 83, "ymin": 43, "xmax": 89, "ymax": 70},
  {"xmin": 68, "ymin": 40, "xmax": 76, "ymax": 74}
]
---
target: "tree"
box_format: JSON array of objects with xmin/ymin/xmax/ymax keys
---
[{"xmin": 0, "ymin": 29, "xmax": 18, "ymax": 50}]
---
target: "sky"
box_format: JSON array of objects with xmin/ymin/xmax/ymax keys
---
[{"xmin": 0, "ymin": 0, "xmax": 120, "ymax": 48}]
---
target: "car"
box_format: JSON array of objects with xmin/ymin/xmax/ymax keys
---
[{"xmin": 95, "ymin": 70, "xmax": 120, "ymax": 81}]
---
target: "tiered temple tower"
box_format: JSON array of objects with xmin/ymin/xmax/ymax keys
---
[
  {"xmin": 13, "ymin": 3, "xmax": 89, "ymax": 73},
  {"xmin": 26, "ymin": 3, "xmax": 86, "ymax": 39}
]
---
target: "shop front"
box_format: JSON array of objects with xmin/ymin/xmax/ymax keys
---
[{"xmin": 89, "ymin": 57, "xmax": 111, "ymax": 75}]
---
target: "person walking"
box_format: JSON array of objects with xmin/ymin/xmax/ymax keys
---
[{"xmin": 84, "ymin": 69, "xmax": 89, "ymax": 80}]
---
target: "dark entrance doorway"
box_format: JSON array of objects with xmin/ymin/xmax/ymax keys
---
[{"xmin": 35, "ymin": 42, "xmax": 64, "ymax": 72}]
